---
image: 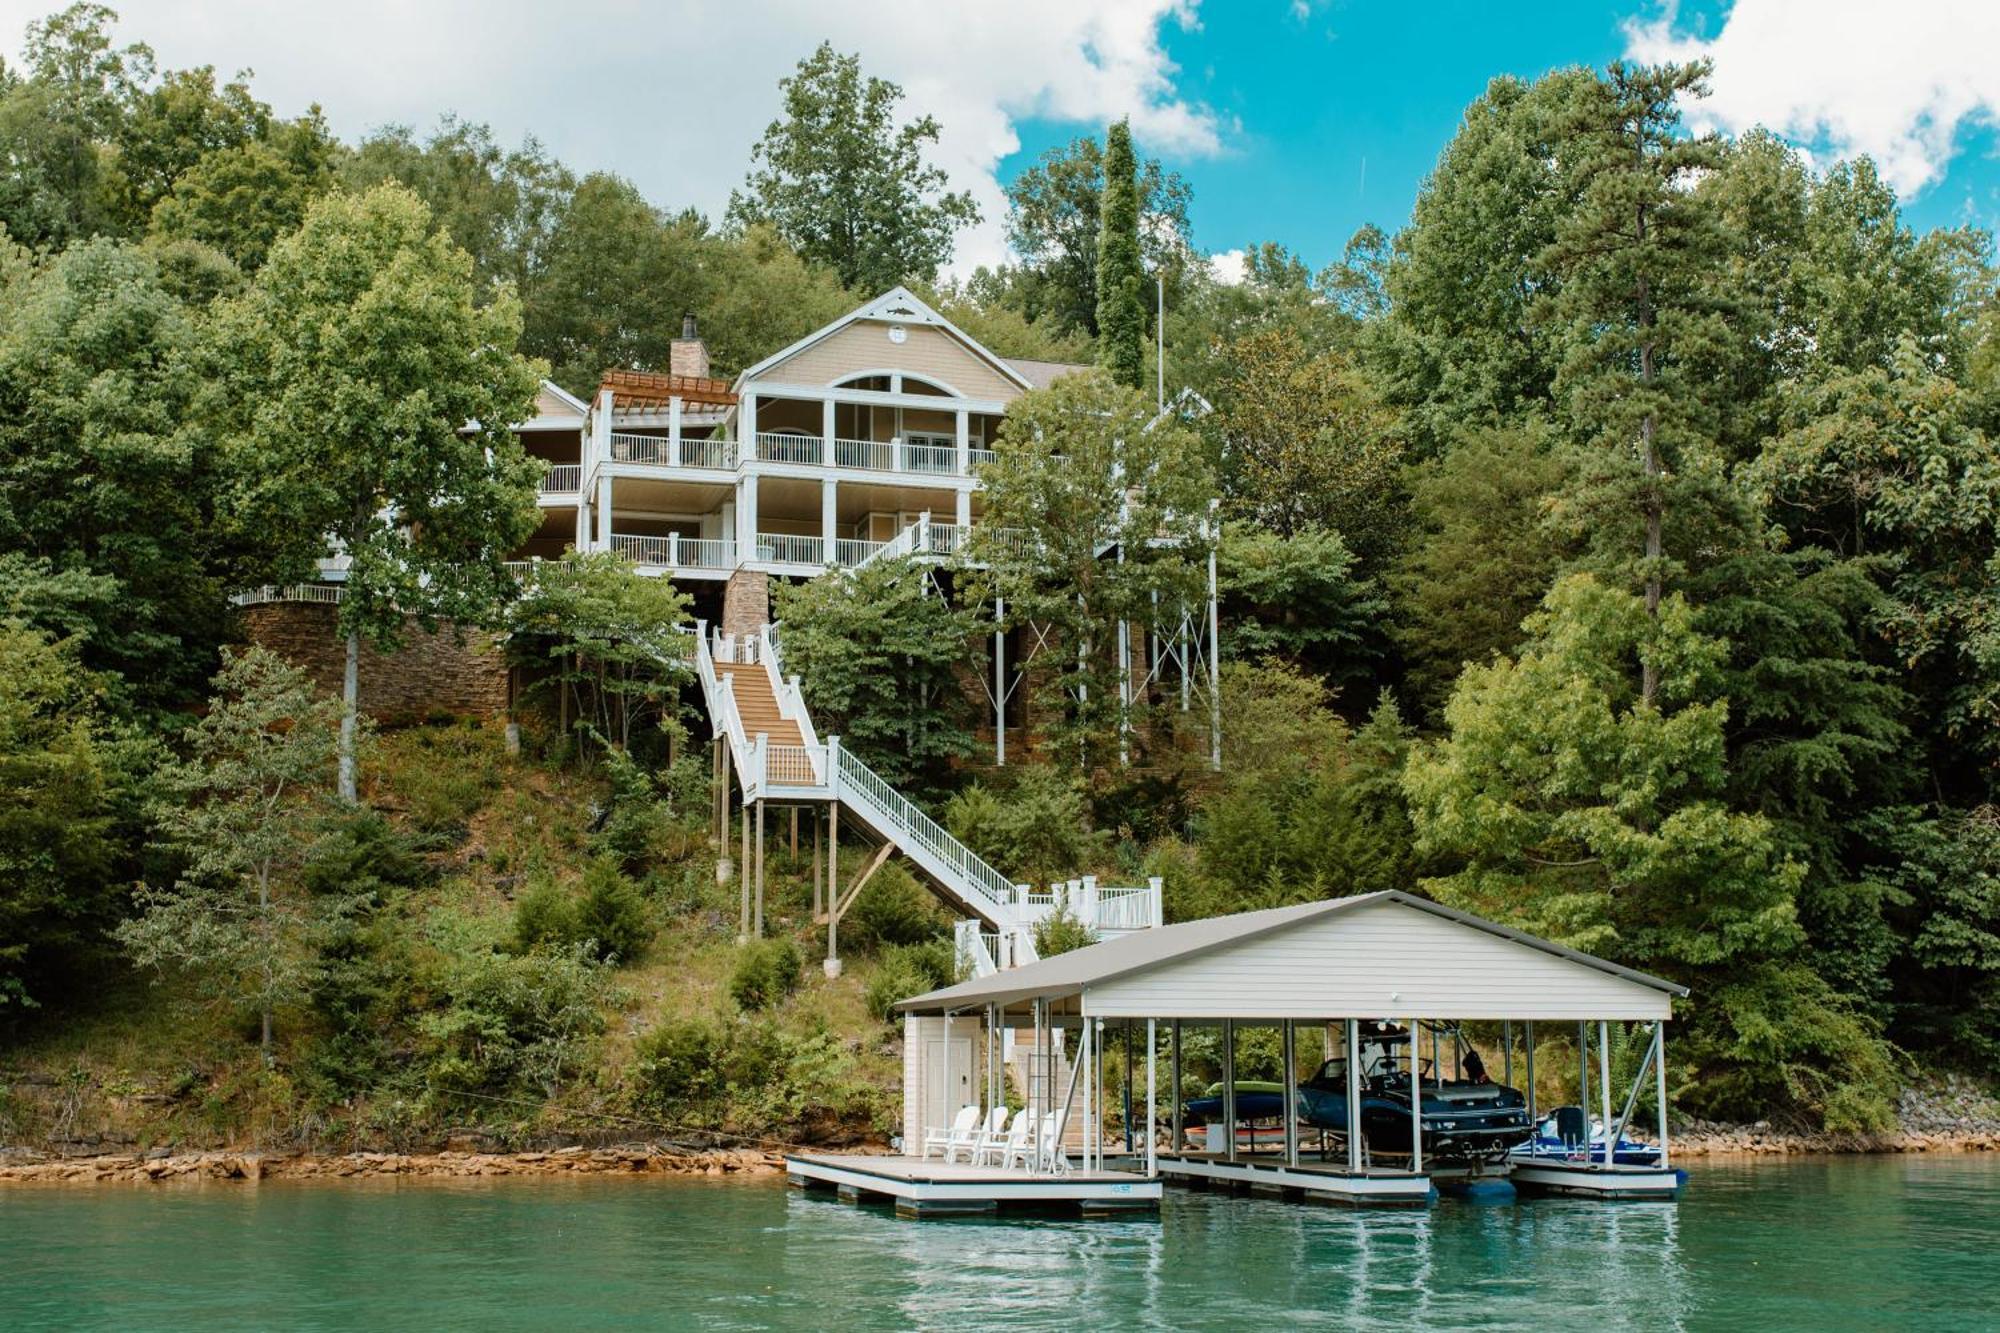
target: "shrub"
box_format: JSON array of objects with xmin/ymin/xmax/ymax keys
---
[
  {"xmin": 418, "ymin": 938, "xmax": 610, "ymax": 1098},
  {"xmin": 729, "ymin": 937, "xmax": 803, "ymax": 1011},
  {"xmin": 631, "ymin": 1017, "xmax": 727, "ymax": 1107},
  {"xmin": 945, "ymin": 764, "xmax": 1106, "ymax": 886},
  {"xmin": 863, "ymin": 939, "xmax": 956, "ymax": 1023},
  {"xmin": 304, "ymin": 808, "xmax": 429, "ymax": 902},
  {"xmin": 1032, "ymin": 904, "xmax": 1097, "ymax": 958},
  {"xmin": 508, "ymin": 859, "xmax": 652, "ymax": 964},
  {"xmin": 843, "ymin": 863, "xmax": 949, "ymax": 951}
]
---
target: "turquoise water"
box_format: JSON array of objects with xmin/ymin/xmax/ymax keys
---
[{"xmin": 2, "ymin": 1154, "xmax": 1994, "ymax": 1330}]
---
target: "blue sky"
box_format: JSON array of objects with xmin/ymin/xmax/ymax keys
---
[
  {"xmin": 1001, "ymin": 1, "xmax": 2000, "ymax": 272},
  {"xmin": 6, "ymin": 2, "xmax": 1995, "ymax": 279}
]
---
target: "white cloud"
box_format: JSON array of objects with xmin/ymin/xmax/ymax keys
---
[
  {"xmin": 0, "ymin": 0, "xmax": 1223, "ymax": 275},
  {"xmin": 1624, "ymin": 0, "xmax": 2000, "ymax": 198},
  {"xmin": 1207, "ymin": 247, "xmax": 1248, "ymax": 284}
]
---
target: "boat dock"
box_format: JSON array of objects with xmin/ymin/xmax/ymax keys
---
[
  {"xmin": 813, "ymin": 892, "xmax": 1690, "ymax": 1222},
  {"xmin": 786, "ymin": 1153, "xmax": 1160, "ymax": 1218}
]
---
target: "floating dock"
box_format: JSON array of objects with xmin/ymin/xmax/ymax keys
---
[
  {"xmin": 1152, "ymin": 1151, "xmax": 1433, "ymax": 1206},
  {"xmin": 786, "ymin": 1153, "xmax": 1162, "ymax": 1219}
]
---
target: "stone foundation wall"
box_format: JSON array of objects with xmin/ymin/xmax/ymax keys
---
[{"xmin": 240, "ymin": 602, "xmax": 508, "ymax": 722}]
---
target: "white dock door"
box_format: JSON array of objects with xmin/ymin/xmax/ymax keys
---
[{"xmin": 924, "ymin": 1036, "xmax": 974, "ymax": 1133}]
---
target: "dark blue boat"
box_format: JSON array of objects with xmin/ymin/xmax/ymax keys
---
[{"xmin": 1181, "ymin": 1025, "xmax": 1534, "ymax": 1165}]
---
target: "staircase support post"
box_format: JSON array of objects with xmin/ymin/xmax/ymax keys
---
[
  {"xmin": 824, "ymin": 801, "xmax": 841, "ymax": 978},
  {"xmin": 738, "ymin": 798, "xmax": 750, "ymax": 943},
  {"xmin": 754, "ymin": 799, "xmax": 766, "ymax": 938}
]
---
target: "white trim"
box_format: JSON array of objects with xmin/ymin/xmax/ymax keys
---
[
  {"xmin": 538, "ymin": 378, "xmax": 591, "ymax": 416},
  {"xmin": 734, "ymin": 286, "xmax": 1034, "ymax": 394},
  {"xmin": 832, "ymin": 368, "xmax": 967, "ymax": 398}
]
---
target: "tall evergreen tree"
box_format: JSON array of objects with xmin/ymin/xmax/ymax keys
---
[
  {"xmin": 1537, "ymin": 61, "xmax": 1728, "ymax": 702},
  {"xmin": 1094, "ymin": 120, "xmax": 1144, "ymax": 389}
]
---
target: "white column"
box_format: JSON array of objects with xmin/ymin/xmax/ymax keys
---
[
  {"xmin": 955, "ymin": 485, "xmax": 971, "ymax": 527},
  {"xmin": 668, "ymin": 394, "xmax": 683, "ymax": 467},
  {"xmin": 993, "ymin": 595, "xmax": 1006, "ymax": 766},
  {"xmin": 740, "ymin": 394, "xmax": 758, "ymax": 457},
  {"xmin": 1146, "ymin": 1017, "xmax": 1157, "ymax": 1177},
  {"xmin": 595, "ymin": 474, "xmax": 611, "ymax": 551},
  {"xmin": 821, "ymin": 478, "xmax": 837, "ymax": 561},
  {"xmin": 822, "ymin": 397, "xmax": 836, "ymax": 464},
  {"xmin": 740, "ymin": 472, "xmax": 759, "ymax": 561},
  {"xmin": 954, "ymin": 408, "xmax": 969, "ymax": 475},
  {"xmin": 1409, "ymin": 1018, "xmax": 1423, "ymax": 1174},
  {"xmin": 1655, "ymin": 1023, "xmax": 1671, "ymax": 1169},
  {"xmin": 574, "ymin": 498, "xmax": 589, "ymax": 552},
  {"xmin": 1599, "ymin": 1020, "xmax": 1613, "ymax": 1169},
  {"xmin": 1345, "ymin": 1018, "xmax": 1362, "ymax": 1172},
  {"xmin": 592, "ymin": 388, "xmax": 612, "ymax": 471}
]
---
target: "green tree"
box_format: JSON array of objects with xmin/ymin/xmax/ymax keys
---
[
  {"xmin": 1213, "ymin": 326, "xmax": 1406, "ymax": 560},
  {"xmin": 772, "ymin": 555, "xmax": 978, "ymax": 797},
  {"xmin": 503, "ymin": 550, "xmax": 692, "ymax": 757},
  {"xmin": 0, "ymin": 235, "xmax": 234, "ymax": 710},
  {"xmin": 0, "ymin": 620, "xmax": 147, "ymax": 1011},
  {"xmin": 970, "ymin": 371, "xmax": 1213, "ymax": 773},
  {"xmin": 1391, "ymin": 424, "xmax": 1569, "ymax": 717},
  {"xmin": 116, "ymin": 647, "xmax": 346, "ymax": 1057},
  {"xmin": 1536, "ymin": 61, "xmax": 1728, "ymax": 703},
  {"xmin": 0, "ymin": 3, "xmax": 148, "ymax": 246},
  {"xmin": 728, "ymin": 43, "xmax": 977, "ymax": 292},
  {"xmin": 1218, "ymin": 524, "xmax": 1387, "ymax": 690},
  {"xmin": 1002, "ymin": 129, "xmax": 1191, "ymax": 336},
  {"xmin": 101, "ymin": 62, "xmax": 268, "ymax": 232},
  {"xmin": 219, "ymin": 184, "xmax": 544, "ymax": 799},
  {"xmin": 1094, "ymin": 120, "xmax": 1144, "ymax": 389},
  {"xmin": 146, "ymin": 122, "xmax": 337, "ymax": 270}
]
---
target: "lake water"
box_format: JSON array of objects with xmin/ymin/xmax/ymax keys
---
[{"xmin": 2, "ymin": 1154, "xmax": 1994, "ymax": 1330}]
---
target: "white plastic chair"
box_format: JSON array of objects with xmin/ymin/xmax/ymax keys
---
[
  {"xmin": 960, "ymin": 1106, "xmax": 1010, "ymax": 1165},
  {"xmin": 1035, "ymin": 1110, "xmax": 1072, "ymax": 1177},
  {"xmin": 1000, "ymin": 1111, "xmax": 1039, "ymax": 1170},
  {"xmin": 922, "ymin": 1104, "xmax": 979, "ymax": 1160}
]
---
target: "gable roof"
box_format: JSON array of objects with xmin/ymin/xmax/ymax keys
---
[
  {"xmin": 1006, "ymin": 357, "xmax": 1093, "ymax": 390},
  {"xmin": 895, "ymin": 890, "xmax": 1687, "ymax": 1015},
  {"xmin": 734, "ymin": 287, "xmax": 1036, "ymax": 394}
]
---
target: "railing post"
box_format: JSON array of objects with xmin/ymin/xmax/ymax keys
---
[
  {"xmin": 668, "ymin": 533, "xmax": 680, "ymax": 567},
  {"xmin": 827, "ymin": 735, "xmax": 841, "ymax": 799},
  {"xmin": 1148, "ymin": 875, "xmax": 1164, "ymax": 928},
  {"xmin": 755, "ymin": 732, "xmax": 768, "ymax": 792},
  {"xmin": 1081, "ymin": 875, "xmax": 1098, "ymax": 928}
]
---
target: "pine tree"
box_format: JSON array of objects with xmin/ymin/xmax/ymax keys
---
[
  {"xmin": 1537, "ymin": 61, "xmax": 1728, "ymax": 703},
  {"xmin": 1094, "ymin": 120, "xmax": 1145, "ymax": 388}
]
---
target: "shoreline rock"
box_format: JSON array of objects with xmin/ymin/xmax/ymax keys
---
[{"xmin": 0, "ymin": 1143, "xmax": 798, "ymax": 1185}]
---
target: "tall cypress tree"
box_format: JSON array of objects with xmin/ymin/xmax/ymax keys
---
[
  {"xmin": 1537, "ymin": 61, "xmax": 1728, "ymax": 703},
  {"xmin": 1095, "ymin": 120, "xmax": 1145, "ymax": 388}
]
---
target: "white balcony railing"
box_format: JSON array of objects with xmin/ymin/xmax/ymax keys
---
[
  {"xmin": 757, "ymin": 533, "xmax": 827, "ymax": 566},
  {"xmin": 906, "ymin": 444, "xmax": 957, "ymax": 475},
  {"xmin": 541, "ymin": 463, "xmax": 582, "ymax": 493},
  {"xmin": 833, "ymin": 538, "xmax": 886, "ymax": 567},
  {"xmin": 610, "ymin": 534, "xmax": 733, "ymax": 569},
  {"xmin": 754, "ymin": 432, "xmax": 823, "ymax": 465},
  {"xmin": 680, "ymin": 435, "xmax": 735, "ymax": 469},
  {"xmin": 609, "ymin": 431, "xmax": 737, "ymax": 469},
  {"xmin": 832, "ymin": 436, "xmax": 893, "ymax": 471}
]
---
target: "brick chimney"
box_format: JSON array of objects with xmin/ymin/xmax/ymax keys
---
[{"xmin": 669, "ymin": 313, "xmax": 709, "ymax": 380}]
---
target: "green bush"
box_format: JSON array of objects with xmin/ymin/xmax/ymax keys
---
[
  {"xmin": 729, "ymin": 936, "xmax": 803, "ymax": 1011},
  {"xmin": 1032, "ymin": 904, "xmax": 1097, "ymax": 958},
  {"xmin": 508, "ymin": 858, "xmax": 652, "ymax": 964},
  {"xmin": 945, "ymin": 764, "xmax": 1106, "ymax": 886},
  {"xmin": 304, "ymin": 807, "xmax": 430, "ymax": 901},
  {"xmin": 843, "ymin": 862, "xmax": 949, "ymax": 950},
  {"xmin": 863, "ymin": 939, "xmax": 956, "ymax": 1022},
  {"xmin": 418, "ymin": 937, "xmax": 610, "ymax": 1098},
  {"xmin": 631, "ymin": 1017, "xmax": 727, "ymax": 1106}
]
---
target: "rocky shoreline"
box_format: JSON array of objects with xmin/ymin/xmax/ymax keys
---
[{"xmin": 0, "ymin": 1143, "xmax": 797, "ymax": 1185}]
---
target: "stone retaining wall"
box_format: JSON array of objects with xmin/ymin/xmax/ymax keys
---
[
  {"xmin": 0, "ymin": 1144, "xmax": 787, "ymax": 1184},
  {"xmin": 240, "ymin": 602, "xmax": 508, "ymax": 722}
]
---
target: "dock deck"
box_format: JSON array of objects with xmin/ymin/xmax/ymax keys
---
[
  {"xmin": 785, "ymin": 1153, "xmax": 1163, "ymax": 1219},
  {"xmin": 1152, "ymin": 1151, "xmax": 1435, "ymax": 1206}
]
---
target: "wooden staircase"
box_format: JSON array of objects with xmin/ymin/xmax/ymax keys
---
[{"xmin": 715, "ymin": 662, "xmax": 802, "ymax": 746}]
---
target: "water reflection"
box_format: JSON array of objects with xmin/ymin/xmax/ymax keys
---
[{"xmin": 3, "ymin": 1158, "xmax": 1996, "ymax": 1331}]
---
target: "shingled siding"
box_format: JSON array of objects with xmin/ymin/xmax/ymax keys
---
[{"xmin": 240, "ymin": 602, "xmax": 509, "ymax": 722}]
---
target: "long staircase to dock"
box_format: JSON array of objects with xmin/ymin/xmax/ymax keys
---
[{"xmin": 680, "ymin": 620, "xmax": 1162, "ymax": 968}]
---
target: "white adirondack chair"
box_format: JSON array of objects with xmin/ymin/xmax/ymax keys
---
[
  {"xmin": 1000, "ymin": 1111, "xmax": 1039, "ymax": 1170},
  {"xmin": 956, "ymin": 1104, "xmax": 1008, "ymax": 1160},
  {"xmin": 922, "ymin": 1104, "xmax": 979, "ymax": 1160}
]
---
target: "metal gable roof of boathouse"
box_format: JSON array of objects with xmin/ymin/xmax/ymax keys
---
[{"xmin": 896, "ymin": 891, "xmax": 1687, "ymax": 1022}]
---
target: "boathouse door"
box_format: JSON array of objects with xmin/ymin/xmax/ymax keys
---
[{"xmin": 924, "ymin": 1037, "xmax": 974, "ymax": 1132}]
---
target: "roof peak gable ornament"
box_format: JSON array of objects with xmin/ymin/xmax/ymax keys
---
[{"xmin": 857, "ymin": 286, "xmax": 948, "ymax": 327}]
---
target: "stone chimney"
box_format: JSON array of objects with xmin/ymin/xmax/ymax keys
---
[{"xmin": 669, "ymin": 313, "xmax": 709, "ymax": 380}]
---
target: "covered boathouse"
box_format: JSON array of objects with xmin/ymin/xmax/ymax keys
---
[{"xmin": 785, "ymin": 890, "xmax": 1689, "ymax": 1216}]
